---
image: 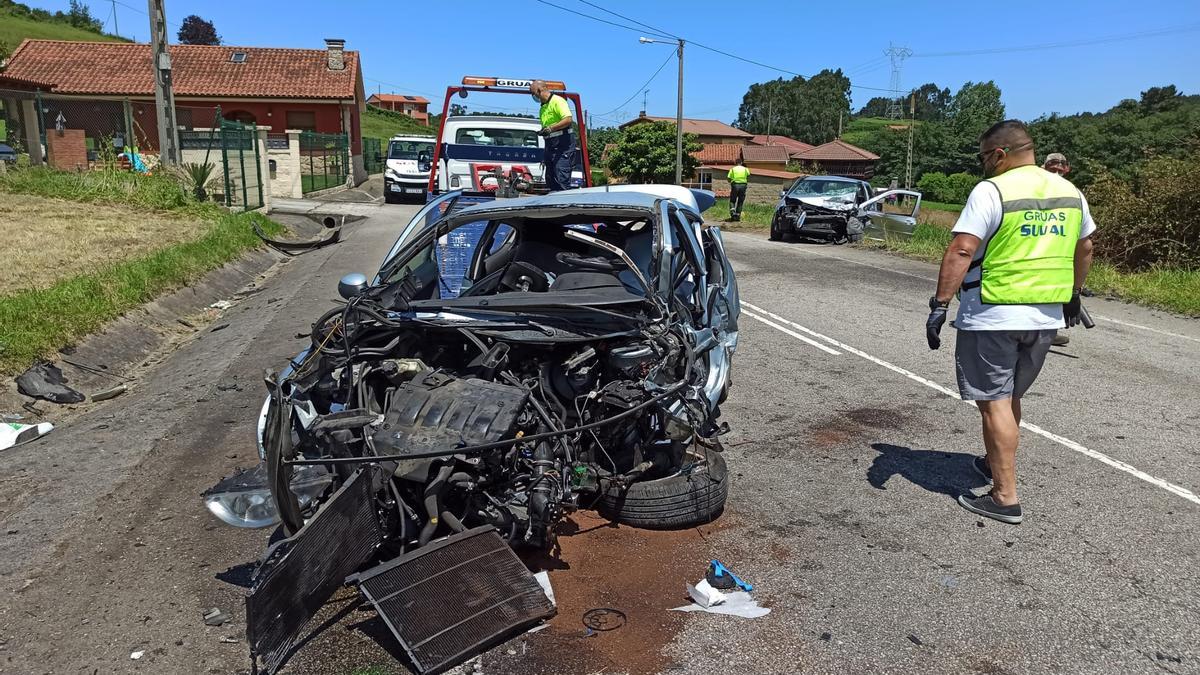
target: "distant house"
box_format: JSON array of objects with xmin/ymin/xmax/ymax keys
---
[
  {"xmin": 739, "ymin": 144, "xmax": 790, "ymax": 170},
  {"xmin": 620, "ymin": 113, "xmax": 752, "ymax": 144},
  {"xmin": 367, "ymin": 93, "xmax": 430, "ymax": 125},
  {"xmin": 2, "ymin": 37, "xmax": 368, "ymax": 180},
  {"xmin": 689, "ymin": 143, "xmax": 802, "ymax": 199},
  {"xmin": 746, "ymin": 134, "xmax": 814, "ymax": 156},
  {"xmin": 792, "ymin": 139, "xmax": 880, "ymax": 180}
]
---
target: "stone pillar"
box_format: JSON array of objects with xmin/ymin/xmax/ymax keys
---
[
  {"xmin": 288, "ymin": 130, "xmax": 303, "ymax": 198},
  {"xmin": 20, "ymin": 98, "xmax": 43, "ymax": 166},
  {"xmin": 255, "ymin": 127, "xmax": 272, "ymax": 212}
]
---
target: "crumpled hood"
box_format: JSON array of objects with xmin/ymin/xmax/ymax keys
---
[{"xmin": 796, "ymin": 196, "xmax": 856, "ymax": 211}]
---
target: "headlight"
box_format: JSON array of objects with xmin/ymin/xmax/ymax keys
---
[
  {"xmin": 203, "ymin": 462, "xmax": 333, "ymax": 529},
  {"xmin": 385, "ymin": 168, "xmax": 400, "ymax": 180}
]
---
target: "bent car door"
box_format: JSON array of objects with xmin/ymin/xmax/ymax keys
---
[{"xmin": 858, "ymin": 190, "xmax": 923, "ymax": 241}]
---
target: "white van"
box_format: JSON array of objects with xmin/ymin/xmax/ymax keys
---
[{"xmin": 384, "ymin": 135, "xmax": 436, "ymax": 203}]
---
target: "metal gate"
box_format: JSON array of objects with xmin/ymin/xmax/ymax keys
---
[
  {"xmin": 299, "ymin": 131, "xmax": 349, "ymax": 193},
  {"xmin": 362, "ymin": 137, "xmax": 385, "ymax": 174},
  {"xmin": 220, "ymin": 119, "xmax": 264, "ymax": 210}
]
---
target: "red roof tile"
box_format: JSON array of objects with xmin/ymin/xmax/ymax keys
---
[
  {"xmin": 0, "ymin": 72, "xmax": 52, "ymax": 90},
  {"xmin": 370, "ymin": 93, "xmax": 429, "ymax": 104},
  {"xmin": 621, "ymin": 115, "xmax": 751, "ymax": 138},
  {"xmin": 693, "ymin": 143, "xmax": 742, "ymax": 164},
  {"xmin": 794, "ymin": 139, "xmax": 880, "ymax": 162},
  {"xmin": 740, "ymin": 145, "xmax": 790, "ymax": 163},
  {"xmin": 4, "ymin": 39, "xmax": 360, "ymax": 100},
  {"xmin": 747, "ymin": 134, "xmax": 814, "ymax": 154}
]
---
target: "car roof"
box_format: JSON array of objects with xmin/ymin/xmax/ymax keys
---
[
  {"xmin": 445, "ymin": 115, "xmax": 539, "ymax": 125},
  {"xmin": 798, "ymin": 175, "xmax": 862, "ymax": 184},
  {"xmin": 390, "ymin": 135, "xmax": 435, "ymax": 141},
  {"xmin": 450, "ymin": 190, "xmax": 672, "ymax": 219}
]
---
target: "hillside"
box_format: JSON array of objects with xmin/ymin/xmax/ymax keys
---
[
  {"xmin": 0, "ymin": 5, "xmax": 126, "ymax": 48},
  {"xmin": 841, "ymin": 116, "xmax": 914, "ymax": 148},
  {"xmin": 361, "ymin": 105, "xmax": 437, "ymax": 140}
]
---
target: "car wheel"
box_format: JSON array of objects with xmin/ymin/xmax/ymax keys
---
[
  {"xmin": 598, "ymin": 449, "xmax": 728, "ymax": 530},
  {"xmin": 768, "ymin": 215, "xmax": 782, "ymax": 241}
]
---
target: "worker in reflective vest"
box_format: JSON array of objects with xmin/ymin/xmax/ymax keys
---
[
  {"xmin": 727, "ymin": 158, "xmax": 751, "ymax": 221},
  {"xmin": 531, "ymin": 80, "xmax": 575, "ymax": 192},
  {"xmin": 924, "ymin": 120, "xmax": 1096, "ymax": 525}
]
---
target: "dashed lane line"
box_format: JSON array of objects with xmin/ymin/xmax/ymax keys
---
[{"xmin": 741, "ymin": 300, "xmax": 1200, "ymax": 507}]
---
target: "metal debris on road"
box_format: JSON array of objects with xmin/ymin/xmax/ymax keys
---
[
  {"xmin": 202, "ymin": 607, "xmax": 230, "ymax": 626},
  {"xmin": 16, "ymin": 362, "xmax": 85, "ymax": 404},
  {"xmin": 91, "ymin": 385, "xmax": 127, "ymax": 402},
  {"xmin": 581, "ymin": 608, "xmax": 626, "ymax": 632}
]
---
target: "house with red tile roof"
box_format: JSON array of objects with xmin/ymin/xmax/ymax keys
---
[
  {"xmin": 746, "ymin": 134, "xmax": 815, "ymax": 156},
  {"xmin": 367, "ymin": 93, "xmax": 430, "ymax": 125},
  {"xmin": 620, "ymin": 113, "xmax": 752, "ymax": 144},
  {"xmin": 3, "ymin": 38, "xmax": 368, "ymax": 180},
  {"xmin": 792, "ymin": 139, "xmax": 880, "ymax": 180}
]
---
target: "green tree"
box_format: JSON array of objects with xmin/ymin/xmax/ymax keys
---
[
  {"xmin": 857, "ymin": 84, "xmax": 951, "ymax": 121},
  {"xmin": 66, "ymin": 0, "xmax": 102, "ymax": 32},
  {"xmin": 606, "ymin": 121, "xmax": 701, "ymax": 184},
  {"xmin": 735, "ymin": 69, "xmax": 851, "ymax": 144},
  {"xmin": 857, "ymin": 96, "xmax": 891, "ymax": 118},
  {"xmin": 585, "ymin": 126, "xmax": 623, "ymax": 166}
]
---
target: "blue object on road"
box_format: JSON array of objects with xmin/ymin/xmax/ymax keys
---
[{"xmin": 708, "ymin": 560, "xmax": 753, "ymax": 592}]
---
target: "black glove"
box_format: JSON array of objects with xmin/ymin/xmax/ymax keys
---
[
  {"xmin": 538, "ymin": 127, "xmax": 551, "ymax": 137},
  {"xmin": 926, "ymin": 296, "xmax": 949, "ymax": 350},
  {"xmin": 1063, "ymin": 289, "xmax": 1083, "ymax": 328}
]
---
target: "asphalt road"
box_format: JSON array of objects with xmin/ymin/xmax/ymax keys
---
[{"xmin": 1, "ymin": 203, "xmax": 1197, "ymax": 675}]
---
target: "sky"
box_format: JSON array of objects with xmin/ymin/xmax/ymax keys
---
[{"xmin": 29, "ymin": 0, "xmax": 1200, "ymax": 126}]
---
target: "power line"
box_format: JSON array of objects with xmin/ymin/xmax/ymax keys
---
[
  {"xmin": 574, "ymin": 0, "xmax": 676, "ymax": 39},
  {"xmin": 537, "ymin": 0, "xmax": 896, "ymax": 93},
  {"xmin": 914, "ymin": 21, "xmax": 1200, "ymax": 58},
  {"xmin": 595, "ymin": 50, "xmax": 675, "ymax": 118}
]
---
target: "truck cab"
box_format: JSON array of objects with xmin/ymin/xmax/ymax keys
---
[
  {"xmin": 384, "ymin": 135, "xmax": 436, "ymax": 203},
  {"xmin": 427, "ymin": 76, "xmax": 592, "ymax": 196}
]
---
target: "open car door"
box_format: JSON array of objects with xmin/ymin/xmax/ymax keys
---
[{"xmin": 858, "ymin": 190, "xmax": 923, "ymax": 241}]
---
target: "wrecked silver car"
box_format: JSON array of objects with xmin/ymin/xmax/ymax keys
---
[
  {"xmin": 203, "ymin": 187, "xmax": 739, "ymax": 673},
  {"xmin": 769, "ymin": 175, "xmax": 922, "ymax": 243}
]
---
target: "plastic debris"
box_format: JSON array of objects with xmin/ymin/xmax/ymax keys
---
[
  {"xmin": 533, "ymin": 571, "xmax": 555, "ymax": 606},
  {"xmin": 91, "ymin": 385, "xmax": 127, "ymax": 402},
  {"xmin": 0, "ymin": 421, "xmax": 53, "ymax": 451},
  {"xmin": 130, "ymin": 650, "xmax": 144, "ymax": 660},
  {"xmin": 209, "ymin": 300, "xmax": 234, "ymax": 311},
  {"xmin": 16, "ymin": 362, "xmax": 85, "ymax": 404},
  {"xmin": 671, "ymin": 565, "xmax": 770, "ymax": 619},
  {"xmin": 706, "ymin": 559, "xmax": 753, "ymax": 592},
  {"xmin": 203, "ymin": 607, "xmax": 230, "ymax": 626}
]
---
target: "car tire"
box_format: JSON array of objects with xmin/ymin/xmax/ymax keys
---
[
  {"xmin": 768, "ymin": 215, "xmax": 782, "ymax": 241},
  {"xmin": 598, "ymin": 449, "xmax": 728, "ymax": 530}
]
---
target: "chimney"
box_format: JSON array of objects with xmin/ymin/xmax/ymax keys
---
[{"xmin": 324, "ymin": 38, "xmax": 346, "ymax": 71}]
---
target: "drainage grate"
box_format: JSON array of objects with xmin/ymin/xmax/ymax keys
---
[
  {"xmin": 349, "ymin": 526, "xmax": 555, "ymax": 674},
  {"xmin": 246, "ymin": 467, "xmax": 382, "ymax": 674}
]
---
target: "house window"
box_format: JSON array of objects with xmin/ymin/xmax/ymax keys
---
[
  {"xmin": 230, "ymin": 52, "xmax": 247, "ymax": 63},
  {"xmin": 286, "ymin": 110, "xmax": 317, "ymax": 131},
  {"xmin": 175, "ymin": 107, "xmax": 193, "ymax": 131},
  {"xmin": 224, "ymin": 110, "xmax": 257, "ymax": 125},
  {"xmin": 696, "ymin": 170, "xmax": 713, "ymax": 189}
]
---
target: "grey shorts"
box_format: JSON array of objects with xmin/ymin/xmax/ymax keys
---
[{"xmin": 954, "ymin": 329, "xmax": 1055, "ymax": 401}]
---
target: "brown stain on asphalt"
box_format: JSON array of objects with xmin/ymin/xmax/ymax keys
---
[
  {"xmin": 804, "ymin": 406, "xmax": 912, "ymax": 450},
  {"xmin": 489, "ymin": 511, "xmax": 732, "ymax": 675}
]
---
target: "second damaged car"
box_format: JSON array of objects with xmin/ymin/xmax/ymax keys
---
[{"xmin": 203, "ymin": 187, "xmax": 739, "ymax": 673}]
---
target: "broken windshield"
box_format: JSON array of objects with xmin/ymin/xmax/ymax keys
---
[{"xmin": 788, "ymin": 178, "xmax": 858, "ymax": 199}]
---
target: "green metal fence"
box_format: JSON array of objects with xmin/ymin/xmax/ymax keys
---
[
  {"xmin": 299, "ymin": 130, "xmax": 349, "ymax": 193},
  {"xmin": 219, "ymin": 119, "xmax": 264, "ymax": 210},
  {"xmin": 362, "ymin": 137, "xmax": 386, "ymax": 174}
]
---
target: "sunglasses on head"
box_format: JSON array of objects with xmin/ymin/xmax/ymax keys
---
[{"xmin": 976, "ymin": 142, "xmax": 1032, "ymax": 163}]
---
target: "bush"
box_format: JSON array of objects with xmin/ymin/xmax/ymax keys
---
[
  {"xmin": 0, "ymin": 166, "xmax": 193, "ymax": 210},
  {"xmin": 1086, "ymin": 154, "xmax": 1200, "ymax": 271},
  {"xmin": 916, "ymin": 171, "xmax": 978, "ymax": 204}
]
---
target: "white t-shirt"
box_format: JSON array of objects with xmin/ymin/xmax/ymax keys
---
[{"xmin": 952, "ymin": 172, "xmax": 1097, "ymax": 331}]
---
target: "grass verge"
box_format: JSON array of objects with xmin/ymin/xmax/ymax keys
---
[
  {"xmin": 863, "ymin": 223, "xmax": 1200, "ymax": 317},
  {"xmin": 0, "ymin": 168, "xmax": 283, "ymax": 374}
]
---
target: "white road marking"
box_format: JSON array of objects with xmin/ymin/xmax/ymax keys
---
[
  {"xmin": 741, "ymin": 300, "xmax": 1200, "ymax": 507},
  {"xmin": 740, "ymin": 233, "xmax": 1200, "ymax": 345},
  {"xmin": 741, "ymin": 310, "xmax": 841, "ymax": 355}
]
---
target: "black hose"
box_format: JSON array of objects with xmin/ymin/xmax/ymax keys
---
[{"xmin": 418, "ymin": 464, "xmax": 453, "ymax": 546}]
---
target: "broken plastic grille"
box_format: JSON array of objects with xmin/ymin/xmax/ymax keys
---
[{"xmin": 351, "ymin": 527, "xmax": 555, "ymax": 674}]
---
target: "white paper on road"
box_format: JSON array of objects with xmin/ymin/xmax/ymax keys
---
[
  {"xmin": 672, "ymin": 581, "xmax": 770, "ymax": 619},
  {"xmin": 0, "ymin": 422, "xmax": 53, "ymax": 451},
  {"xmin": 534, "ymin": 570, "xmax": 555, "ymax": 606}
]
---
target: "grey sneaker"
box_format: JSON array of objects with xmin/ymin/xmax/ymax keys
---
[
  {"xmin": 957, "ymin": 493, "xmax": 1023, "ymax": 524},
  {"xmin": 972, "ymin": 456, "xmax": 993, "ymax": 484},
  {"xmin": 1051, "ymin": 332, "xmax": 1070, "ymax": 346}
]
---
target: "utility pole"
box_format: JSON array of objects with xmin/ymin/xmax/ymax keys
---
[
  {"xmin": 766, "ymin": 98, "xmax": 772, "ymax": 143},
  {"xmin": 838, "ymin": 110, "xmax": 843, "ymax": 139},
  {"xmin": 641, "ymin": 89, "xmax": 649, "ymax": 116},
  {"xmin": 148, "ymin": 0, "xmax": 180, "ymax": 166},
  {"xmin": 111, "ymin": 0, "xmax": 119, "ymax": 37},
  {"xmin": 674, "ymin": 38, "xmax": 684, "ymax": 185},
  {"xmin": 884, "ymin": 43, "xmax": 912, "ymax": 120},
  {"xmin": 905, "ymin": 92, "xmax": 915, "ymax": 189}
]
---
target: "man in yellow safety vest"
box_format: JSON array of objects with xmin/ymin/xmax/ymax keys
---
[
  {"xmin": 925, "ymin": 120, "xmax": 1096, "ymax": 525},
  {"xmin": 727, "ymin": 158, "xmax": 751, "ymax": 221},
  {"xmin": 530, "ymin": 80, "xmax": 575, "ymax": 192}
]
